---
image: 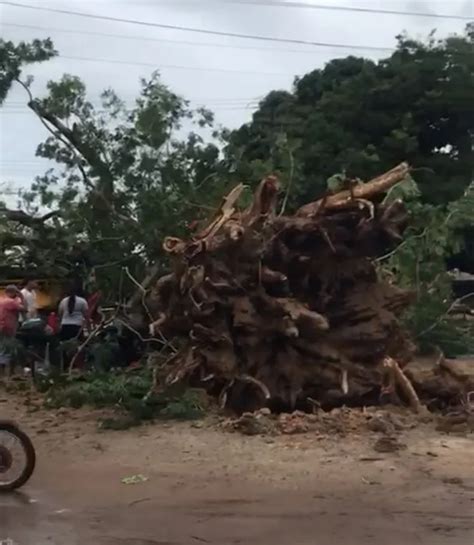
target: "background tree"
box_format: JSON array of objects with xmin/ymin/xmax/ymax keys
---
[
  {"xmin": 0, "ymin": 37, "xmax": 56, "ymax": 104},
  {"xmin": 226, "ymin": 24, "xmax": 474, "ymax": 207},
  {"xmin": 4, "ymin": 66, "xmax": 226, "ymax": 298},
  {"xmin": 379, "ymin": 179, "xmax": 474, "ymax": 356},
  {"xmin": 0, "ymin": 37, "xmax": 58, "ymax": 272}
]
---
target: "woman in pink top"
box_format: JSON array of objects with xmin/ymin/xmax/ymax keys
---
[
  {"xmin": 0, "ymin": 285, "xmax": 25, "ymax": 370},
  {"xmin": 0, "ymin": 285, "xmax": 25, "ymax": 336}
]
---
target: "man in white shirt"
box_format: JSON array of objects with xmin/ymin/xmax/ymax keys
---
[{"xmin": 21, "ymin": 280, "xmax": 39, "ymax": 320}]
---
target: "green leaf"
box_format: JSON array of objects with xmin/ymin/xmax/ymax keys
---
[{"xmin": 383, "ymin": 174, "xmax": 421, "ymax": 204}]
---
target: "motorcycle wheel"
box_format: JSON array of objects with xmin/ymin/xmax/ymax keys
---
[{"xmin": 0, "ymin": 421, "xmax": 36, "ymax": 492}]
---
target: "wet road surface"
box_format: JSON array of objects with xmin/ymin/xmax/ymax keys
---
[
  {"xmin": 1, "ymin": 395, "xmax": 473, "ymax": 545},
  {"xmin": 1, "ymin": 457, "xmax": 473, "ymax": 545}
]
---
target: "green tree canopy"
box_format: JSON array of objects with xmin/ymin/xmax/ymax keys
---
[
  {"xmin": 0, "ymin": 37, "xmax": 56, "ymax": 104},
  {"xmin": 1, "ymin": 37, "xmax": 58, "ymax": 271},
  {"xmin": 226, "ymin": 24, "xmax": 474, "ymax": 207},
  {"xmin": 1, "ymin": 39, "xmax": 226, "ymax": 295}
]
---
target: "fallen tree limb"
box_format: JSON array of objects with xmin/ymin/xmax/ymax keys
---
[
  {"xmin": 68, "ymin": 318, "xmax": 114, "ymax": 374},
  {"xmin": 297, "ymin": 162, "xmax": 410, "ymax": 217},
  {"xmin": 0, "ymin": 208, "xmax": 60, "ymax": 227}
]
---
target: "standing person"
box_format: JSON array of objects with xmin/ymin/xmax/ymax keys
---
[
  {"xmin": 0, "ymin": 286, "xmax": 25, "ymax": 374},
  {"xmin": 87, "ymin": 289, "xmax": 103, "ymax": 328},
  {"xmin": 21, "ymin": 280, "xmax": 39, "ymax": 320},
  {"xmin": 58, "ymin": 288, "xmax": 89, "ymax": 341}
]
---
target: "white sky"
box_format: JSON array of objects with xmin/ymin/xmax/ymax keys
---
[{"xmin": 0, "ymin": 0, "xmax": 472, "ymax": 200}]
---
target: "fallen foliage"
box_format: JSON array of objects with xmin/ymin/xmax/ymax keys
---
[{"xmin": 36, "ymin": 369, "xmax": 206, "ymax": 425}]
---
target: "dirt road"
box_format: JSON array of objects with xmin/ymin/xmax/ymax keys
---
[{"xmin": 1, "ymin": 395, "xmax": 473, "ymax": 545}]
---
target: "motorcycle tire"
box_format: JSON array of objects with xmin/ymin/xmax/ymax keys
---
[{"xmin": 0, "ymin": 421, "xmax": 36, "ymax": 492}]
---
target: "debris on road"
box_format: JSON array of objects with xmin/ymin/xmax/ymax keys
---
[
  {"xmin": 222, "ymin": 406, "xmax": 419, "ymax": 438},
  {"xmin": 121, "ymin": 474, "xmax": 148, "ymax": 485},
  {"xmin": 373, "ymin": 436, "xmax": 407, "ymax": 453}
]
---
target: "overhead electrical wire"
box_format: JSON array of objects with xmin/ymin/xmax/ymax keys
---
[
  {"xmin": 1, "ymin": 2, "xmax": 468, "ymax": 141},
  {"xmin": 0, "ymin": 107, "xmax": 258, "ymax": 117},
  {"xmin": 3, "ymin": 96, "xmax": 262, "ymax": 108},
  {"xmin": 1, "ymin": 0, "xmax": 470, "ymax": 23},
  {"xmin": 217, "ymin": 0, "xmax": 473, "ymax": 20},
  {"xmin": 0, "ymin": 1, "xmax": 408, "ymax": 51},
  {"xmin": 1, "ymin": 95, "xmax": 261, "ymax": 113},
  {"xmin": 3, "ymin": 100, "xmax": 260, "ymax": 107},
  {"xmin": 2, "ymin": 22, "xmax": 393, "ymax": 54},
  {"xmin": 59, "ymin": 54, "xmax": 292, "ymax": 76},
  {"xmin": 0, "ymin": 1, "xmax": 469, "ymax": 100},
  {"xmin": 2, "ymin": 55, "xmax": 294, "ymax": 78}
]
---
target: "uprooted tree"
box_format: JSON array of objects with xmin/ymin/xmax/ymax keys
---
[
  {"xmin": 143, "ymin": 162, "xmax": 446, "ymax": 412},
  {"xmin": 1, "ymin": 35, "xmax": 472, "ymax": 409}
]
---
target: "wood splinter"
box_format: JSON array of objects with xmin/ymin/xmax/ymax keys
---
[{"xmin": 383, "ymin": 356, "xmax": 425, "ymax": 413}]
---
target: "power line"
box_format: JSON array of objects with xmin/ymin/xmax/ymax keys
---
[
  {"xmin": 3, "ymin": 96, "xmax": 261, "ymax": 104},
  {"xmin": 1, "ymin": 104, "xmax": 258, "ymax": 111},
  {"xmin": 1, "ymin": 161, "xmax": 50, "ymax": 163},
  {"xmin": 0, "ymin": 1, "xmax": 399, "ymax": 51},
  {"xmin": 62, "ymin": 55, "xmax": 287, "ymax": 77},
  {"xmin": 2, "ymin": 97, "xmax": 261, "ymax": 109},
  {"xmin": 3, "ymin": 0, "xmax": 471, "ymax": 22},
  {"xmin": 42, "ymin": 53, "xmax": 293, "ymax": 77},
  {"xmin": 1, "ymin": 105, "xmax": 257, "ymax": 110},
  {"xmin": 4, "ymin": 100, "xmax": 259, "ymax": 106},
  {"xmin": 0, "ymin": 105, "xmax": 257, "ymax": 115},
  {"xmin": 2, "ymin": 22, "xmax": 393, "ymax": 54},
  {"xmin": 217, "ymin": 0, "xmax": 473, "ymax": 21},
  {"xmin": 5, "ymin": 94, "xmax": 263, "ymax": 105}
]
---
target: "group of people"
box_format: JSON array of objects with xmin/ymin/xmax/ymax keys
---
[{"xmin": 0, "ymin": 281, "xmax": 90, "ymax": 371}]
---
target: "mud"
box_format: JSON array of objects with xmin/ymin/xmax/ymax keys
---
[{"xmin": 0, "ymin": 394, "xmax": 473, "ymax": 545}]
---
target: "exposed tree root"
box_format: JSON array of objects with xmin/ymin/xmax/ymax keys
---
[{"xmin": 132, "ymin": 163, "xmax": 466, "ymax": 412}]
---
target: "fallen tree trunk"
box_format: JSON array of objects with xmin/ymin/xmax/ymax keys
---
[
  {"xmin": 296, "ymin": 162, "xmax": 410, "ymax": 216},
  {"xmin": 139, "ymin": 163, "xmax": 462, "ymax": 412}
]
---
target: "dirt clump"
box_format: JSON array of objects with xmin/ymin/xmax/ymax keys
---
[{"xmin": 222, "ymin": 406, "xmax": 420, "ymax": 438}]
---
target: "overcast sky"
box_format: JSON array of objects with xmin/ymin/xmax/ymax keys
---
[{"xmin": 0, "ymin": 0, "xmax": 472, "ymax": 200}]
